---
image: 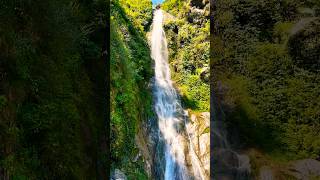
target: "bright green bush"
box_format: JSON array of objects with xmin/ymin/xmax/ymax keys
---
[{"xmin": 163, "ymin": 0, "xmax": 210, "ymax": 112}]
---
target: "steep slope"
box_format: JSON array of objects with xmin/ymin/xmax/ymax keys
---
[
  {"xmin": 0, "ymin": 0, "xmax": 108, "ymax": 179},
  {"xmin": 110, "ymin": 0, "xmax": 154, "ymax": 179}
]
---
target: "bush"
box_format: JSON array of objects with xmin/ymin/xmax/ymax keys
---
[{"xmin": 288, "ymin": 18, "xmax": 320, "ymax": 71}]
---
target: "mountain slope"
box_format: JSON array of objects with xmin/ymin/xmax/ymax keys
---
[
  {"xmin": 110, "ymin": 0, "xmax": 154, "ymax": 178},
  {"xmin": 212, "ymin": 0, "xmax": 320, "ymax": 178},
  {"xmin": 0, "ymin": 0, "xmax": 108, "ymax": 179}
]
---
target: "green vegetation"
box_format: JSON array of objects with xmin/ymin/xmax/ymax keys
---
[
  {"xmin": 110, "ymin": 0, "xmax": 153, "ymax": 178},
  {"xmin": 162, "ymin": 0, "xmax": 210, "ymax": 112},
  {"xmin": 213, "ymin": 0, "xmax": 320, "ymax": 163},
  {"xmin": 0, "ymin": 0, "xmax": 108, "ymax": 179},
  {"xmin": 119, "ymin": 0, "xmax": 153, "ymax": 31}
]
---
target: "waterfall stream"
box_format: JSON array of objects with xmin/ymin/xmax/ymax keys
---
[
  {"xmin": 150, "ymin": 9, "xmax": 205, "ymax": 180},
  {"xmin": 211, "ymin": 97, "xmax": 251, "ymax": 179},
  {"xmin": 150, "ymin": 8, "xmax": 250, "ymax": 180}
]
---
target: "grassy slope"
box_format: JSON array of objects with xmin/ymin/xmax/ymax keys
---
[{"xmin": 110, "ymin": 0, "xmax": 153, "ymax": 178}]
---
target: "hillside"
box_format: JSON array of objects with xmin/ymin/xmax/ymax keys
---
[
  {"xmin": 110, "ymin": 0, "xmax": 154, "ymax": 178},
  {"xmin": 212, "ymin": 0, "xmax": 320, "ymax": 178},
  {"xmin": 0, "ymin": 1, "xmax": 108, "ymax": 179}
]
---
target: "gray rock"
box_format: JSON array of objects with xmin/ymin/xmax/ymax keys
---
[
  {"xmin": 259, "ymin": 166, "xmax": 274, "ymax": 180},
  {"xmin": 110, "ymin": 169, "xmax": 127, "ymax": 180},
  {"xmin": 186, "ymin": 112, "xmax": 210, "ymax": 179},
  {"xmin": 288, "ymin": 159, "xmax": 320, "ymax": 180}
]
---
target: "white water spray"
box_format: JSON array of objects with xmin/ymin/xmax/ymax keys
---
[{"xmin": 151, "ymin": 9, "xmax": 205, "ymax": 180}]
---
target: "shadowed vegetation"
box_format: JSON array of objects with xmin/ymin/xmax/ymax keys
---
[
  {"xmin": 0, "ymin": 0, "xmax": 108, "ymax": 179},
  {"xmin": 212, "ymin": 0, "xmax": 320, "ymax": 167}
]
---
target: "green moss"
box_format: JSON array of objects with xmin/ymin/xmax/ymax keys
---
[{"xmin": 110, "ymin": 0, "xmax": 153, "ymax": 178}]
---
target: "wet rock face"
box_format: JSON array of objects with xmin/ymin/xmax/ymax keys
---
[
  {"xmin": 186, "ymin": 112, "xmax": 210, "ymax": 179},
  {"xmin": 213, "ymin": 149, "xmax": 251, "ymax": 180},
  {"xmin": 111, "ymin": 169, "xmax": 127, "ymax": 180},
  {"xmin": 211, "ymin": 97, "xmax": 251, "ymax": 179},
  {"xmin": 135, "ymin": 116, "xmax": 166, "ymax": 179}
]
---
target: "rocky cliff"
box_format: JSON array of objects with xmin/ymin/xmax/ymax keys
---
[{"xmin": 186, "ymin": 111, "xmax": 210, "ymax": 179}]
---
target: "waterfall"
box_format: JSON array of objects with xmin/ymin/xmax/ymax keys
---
[
  {"xmin": 150, "ymin": 9, "xmax": 205, "ymax": 180},
  {"xmin": 211, "ymin": 95, "xmax": 251, "ymax": 179}
]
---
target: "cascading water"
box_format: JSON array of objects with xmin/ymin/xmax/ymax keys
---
[
  {"xmin": 211, "ymin": 93, "xmax": 251, "ymax": 179},
  {"xmin": 150, "ymin": 9, "xmax": 205, "ymax": 180}
]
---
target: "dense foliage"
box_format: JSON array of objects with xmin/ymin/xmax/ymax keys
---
[
  {"xmin": 213, "ymin": 0, "xmax": 320, "ymax": 160},
  {"xmin": 162, "ymin": 0, "xmax": 210, "ymax": 112},
  {"xmin": 110, "ymin": 0, "xmax": 153, "ymax": 178},
  {"xmin": 0, "ymin": 0, "xmax": 108, "ymax": 179}
]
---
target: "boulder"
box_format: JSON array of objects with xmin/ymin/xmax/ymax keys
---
[{"xmin": 287, "ymin": 159, "xmax": 320, "ymax": 179}]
